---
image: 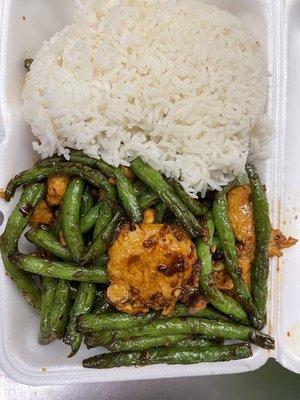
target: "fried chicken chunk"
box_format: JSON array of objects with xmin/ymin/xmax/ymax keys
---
[
  {"xmin": 227, "ymin": 185, "xmax": 297, "ymax": 287},
  {"xmin": 29, "ymin": 200, "xmax": 53, "ymax": 227},
  {"xmin": 212, "ymin": 268, "xmax": 234, "ymax": 292},
  {"xmin": 46, "ymin": 175, "xmax": 69, "ymax": 205},
  {"xmin": 268, "ymin": 229, "xmax": 298, "ymax": 257},
  {"xmin": 107, "ymin": 223, "xmax": 199, "ymax": 315},
  {"xmin": 227, "ymin": 185, "xmax": 255, "ymax": 246}
]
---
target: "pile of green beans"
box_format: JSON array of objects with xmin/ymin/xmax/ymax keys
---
[{"xmin": 0, "ymin": 152, "xmax": 275, "ymax": 369}]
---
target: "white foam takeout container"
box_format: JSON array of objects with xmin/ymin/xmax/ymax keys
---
[{"xmin": 0, "ymin": 0, "xmax": 299, "ymax": 386}]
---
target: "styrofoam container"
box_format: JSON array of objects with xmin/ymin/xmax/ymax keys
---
[{"xmin": 0, "ymin": 0, "xmax": 299, "ymax": 386}]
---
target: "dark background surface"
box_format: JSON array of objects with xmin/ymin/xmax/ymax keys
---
[{"xmin": 1, "ymin": 359, "xmax": 299, "ymax": 399}]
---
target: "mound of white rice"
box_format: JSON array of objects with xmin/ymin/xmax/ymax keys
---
[{"xmin": 23, "ymin": 0, "xmax": 269, "ymax": 196}]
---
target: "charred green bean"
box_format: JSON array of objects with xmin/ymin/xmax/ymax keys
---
[
  {"xmin": 114, "ymin": 168, "xmax": 142, "ymax": 222},
  {"xmin": 50, "ymin": 279, "xmax": 71, "ymax": 339},
  {"xmin": 9, "ymin": 253, "xmax": 109, "ymax": 283},
  {"xmin": 154, "ymin": 201, "xmax": 167, "ymax": 223},
  {"xmin": 82, "ymin": 211, "xmax": 123, "ymax": 264},
  {"xmin": 213, "ymin": 187, "xmax": 262, "ymax": 329},
  {"xmin": 82, "ymin": 317, "xmax": 274, "ymax": 349},
  {"xmin": 170, "ymin": 179, "xmax": 208, "ymax": 216},
  {"xmin": 0, "ymin": 183, "xmax": 45, "ymax": 308},
  {"xmin": 196, "ymin": 212, "xmax": 249, "ymax": 324},
  {"xmin": 5, "ymin": 162, "xmax": 116, "ymax": 202},
  {"xmin": 38, "ymin": 277, "xmax": 57, "ymax": 344},
  {"xmin": 80, "ymin": 203, "xmax": 101, "ymax": 234},
  {"xmin": 105, "ymin": 336, "xmax": 212, "ymax": 352},
  {"xmin": 65, "ymin": 282, "xmax": 96, "ymax": 357},
  {"xmin": 130, "ymin": 158, "xmax": 202, "ymax": 237},
  {"xmin": 80, "ymin": 186, "xmax": 94, "ymax": 217},
  {"xmin": 25, "ymin": 228, "xmax": 73, "ymax": 261},
  {"xmin": 246, "ymin": 163, "xmax": 272, "ymax": 328},
  {"xmin": 83, "ymin": 343, "xmax": 252, "ymax": 368},
  {"xmin": 62, "ymin": 178, "xmax": 85, "ymax": 262},
  {"xmin": 92, "ymin": 201, "xmax": 114, "ymax": 239}
]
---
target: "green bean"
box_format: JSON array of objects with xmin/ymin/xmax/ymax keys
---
[
  {"xmin": 154, "ymin": 201, "xmax": 167, "ymax": 222},
  {"xmin": 130, "ymin": 158, "xmax": 202, "ymax": 237},
  {"xmin": 170, "ymin": 179, "xmax": 209, "ymax": 216},
  {"xmin": 77, "ymin": 311, "xmax": 156, "ymax": 333},
  {"xmin": 85, "ymin": 330, "xmax": 186, "ymax": 349},
  {"xmin": 246, "ymin": 163, "xmax": 272, "ymax": 329},
  {"xmin": 92, "ymin": 290, "xmax": 114, "ymax": 314},
  {"xmin": 196, "ymin": 212, "xmax": 249, "ymax": 325},
  {"xmin": 5, "ymin": 162, "xmax": 116, "ymax": 202},
  {"xmin": 1, "ymin": 183, "xmax": 45, "ymax": 251},
  {"xmin": 171, "ymin": 303, "xmax": 227, "ymax": 321},
  {"xmin": 85, "ymin": 331, "xmax": 218, "ymax": 349},
  {"xmin": 65, "ymin": 282, "xmax": 96, "ymax": 357},
  {"xmin": 50, "ymin": 279, "xmax": 71, "ymax": 339},
  {"xmin": 114, "ymin": 168, "xmax": 143, "ymax": 222},
  {"xmin": 25, "ymin": 228, "xmax": 73, "ymax": 261},
  {"xmin": 213, "ymin": 187, "xmax": 262, "ymax": 329},
  {"xmin": 62, "ymin": 178, "xmax": 85, "ymax": 262},
  {"xmin": 212, "ymin": 235, "xmax": 221, "ymax": 250},
  {"xmin": 94, "ymin": 253, "xmax": 109, "ymax": 269},
  {"xmin": 83, "ymin": 309, "xmax": 226, "ymax": 349},
  {"xmin": 82, "ymin": 343, "xmax": 252, "ymax": 368},
  {"xmin": 0, "ymin": 183, "xmax": 45, "ymax": 308},
  {"xmin": 52, "ymin": 210, "xmax": 62, "ymax": 238},
  {"xmin": 77, "ymin": 304, "xmax": 226, "ymax": 334},
  {"xmin": 80, "ymin": 186, "xmax": 94, "ymax": 217},
  {"xmin": 82, "ymin": 211, "xmax": 124, "ymax": 265},
  {"xmin": 132, "ymin": 181, "xmax": 150, "ymax": 196},
  {"xmin": 35, "ymin": 155, "xmax": 62, "ymax": 166},
  {"xmin": 36, "ymin": 149, "xmax": 116, "ymax": 178},
  {"xmin": 138, "ymin": 192, "xmax": 160, "ymax": 210},
  {"xmin": 92, "ymin": 201, "xmax": 114, "ymax": 239},
  {"xmin": 84, "ymin": 332, "xmax": 116, "ymax": 348},
  {"xmin": 167, "ymin": 337, "xmax": 215, "ymax": 349},
  {"xmin": 80, "ymin": 203, "xmax": 100, "ymax": 234},
  {"xmin": 85, "ymin": 317, "xmax": 274, "ymax": 349},
  {"xmin": 38, "ymin": 277, "xmax": 57, "ymax": 345},
  {"xmin": 106, "ymin": 335, "xmax": 211, "ymax": 352},
  {"xmin": 67, "ymin": 150, "xmax": 116, "ymax": 178},
  {"xmin": 9, "ymin": 253, "xmax": 109, "ymax": 283}
]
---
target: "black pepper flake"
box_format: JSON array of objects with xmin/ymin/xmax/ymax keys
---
[{"xmin": 19, "ymin": 204, "xmax": 33, "ymax": 215}]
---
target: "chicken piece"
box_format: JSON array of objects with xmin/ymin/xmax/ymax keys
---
[
  {"xmin": 99, "ymin": 189, "xmax": 106, "ymax": 201},
  {"xmin": 29, "ymin": 200, "xmax": 53, "ymax": 227},
  {"xmin": 143, "ymin": 209, "xmax": 155, "ymax": 224},
  {"xmin": 227, "ymin": 184, "xmax": 297, "ymax": 287},
  {"xmin": 108, "ymin": 177, "xmax": 117, "ymax": 185},
  {"xmin": 121, "ymin": 166, "xmax": 136, "ymax": 182},
  {"xmin": 227, "ymin": 185, "xmax": 255, "ymax": 246},
  {"xmin": 228, "ymin": 184, "xmax": 297, "ymax": 256},
  {"xmin": 237, "ymin": 250, "xmax": 253, "ymax": 288},
  {"xmin": 46, "ymin": 175, "xmax": 69, "ymax": 206},
  {"xmin": 186, "ymin": 293, "xmax": 208, "ymax": 314},
  {"xmin": 212, "ymin": 268, "xmax": 234, "ymax": 292},
  {"xmin": 107, "ymin": 223, "xmax": 199, "ymax": 315},
  {"xmin": 268, "ymin": 229, "xmax": 298, "ymax": 257}
]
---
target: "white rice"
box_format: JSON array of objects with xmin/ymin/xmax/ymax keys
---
[{"xmin": 22, "ymin": 0, "xmax": 269, "ymax": 196}]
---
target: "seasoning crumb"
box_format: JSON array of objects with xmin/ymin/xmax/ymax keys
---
[
  {"xmin": 41, "ymin": 367, "xmax": 47, "ymax": 373},
  {"xmin": 0, "ymin": 189, "xmax": 6, "ymax": 200},
  {"xmin": 287, "ymin": 331, "xmax": 291, "ymax": 337},
  {"xmin": 24, "ymin": 58, "xmax": 33, "ymax": 71},
  {"xmin": 22, "ymin": 16, "xmax": 26, "ymax": 20}
]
